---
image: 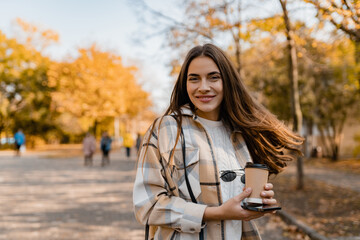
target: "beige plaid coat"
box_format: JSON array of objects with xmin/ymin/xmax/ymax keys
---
[{"xmin": 133, "ymin": 106, "xmax": 262, "ymax": 240}]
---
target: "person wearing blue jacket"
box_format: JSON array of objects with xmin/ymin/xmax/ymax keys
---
[
  {"xmin": 14, "ymin": 129, "xmax": 25, "ymax": 156},
  {"xmin": 100, "ymin": 131, "xmax": 112, "ymax": 167}
]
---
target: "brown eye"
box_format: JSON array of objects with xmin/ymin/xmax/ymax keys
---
[{"xmin": 210, "ymin": 75, "xmax": 220, "ymax": 80}]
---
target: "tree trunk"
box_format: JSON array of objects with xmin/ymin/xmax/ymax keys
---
[
  {"xmin": 233, "ymin": 0, "xmax": 245, "ymax": 80},
  {"xmin": 355, "ymin": 37, "xmax": 360, "ymax": 92},
  {"xmin": 234, "ymin": 38, "xmax": 246, "ymax": 81},
  {"xmin": 318, "ymin": 126, "xmax": 329, "ymax": 158},
  {"xmin": 330, "ymin": 128, "xmax": 339, "ymax": 162},
  {"xmin": 280, "ymin": 0, "xmax": 304, "ymax": 190},
  {"xmin": 331, "ymin": 145, "xmax": 338, "ymax": 161},
  {"xmin": 93, "ymin": 119, "xmax": 98, "ymax": 137},
  {"xmin": 304, "ymin": 119, "xmax": 313, "ymax": 158}
]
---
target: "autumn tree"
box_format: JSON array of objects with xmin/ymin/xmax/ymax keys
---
[
  {"xmin": 49, "ymin": 44, "xmax": 150, "ymax": 135},
  {"xmin": 133, "ymin": 0, "xmax": 359, "ymax": 164},
  {"xmin": 310, "ymin": 38, "xmax": 359, "ymax": 160},
  {"xmin": 305, "ymin": 0, "xmax": 360, "ymax": 90},
  {"xmin": 0, "ymin": 20, "xmax": 60, "ymax": 145},
  {"xmin": 244, "ymin": 15, "xmax": 359, "ymax": 161},
  {"xmin": 14, "ymin": 18, "xmax": 59, "ymax": 52},
  {"xmin": 278, "ymin": 0, "xmax": 305, "ymax": 189},
  {"xmin": 135, "ymin": 0, "xmax": 265, "ymax": 79}
]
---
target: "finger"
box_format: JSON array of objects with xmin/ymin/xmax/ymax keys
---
[
  {"xmin": 234, "ymin": 187, "xmax": 252, "ymax": 202},
  {"xmin": 261, "ymin": 190, "xmax": 274, "ymax": 198},
  {"xmin": 262, "ymin": 198, "xmax": 277, "ymax": 205},
  {"xmin": 264, "ymin": 183, "xmax": 273, "ymax": 190}
]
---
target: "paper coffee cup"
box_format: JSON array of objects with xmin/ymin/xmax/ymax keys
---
[{"xmin": 244, "ymin": 162, "xmax": 269, "ymax": 205}]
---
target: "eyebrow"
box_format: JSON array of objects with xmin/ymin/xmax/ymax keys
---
[{"xmin": 187, "ymin": 71, "xmax": 221, "ymax": 77}]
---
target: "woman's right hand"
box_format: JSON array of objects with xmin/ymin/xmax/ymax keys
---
[
  {"xmin": 220, "ymin": 188, "xmax": 266, "ymax": 221},
  {"xmin": 203, "ymin": 188, "xmax": 265, "ymax": 221}
]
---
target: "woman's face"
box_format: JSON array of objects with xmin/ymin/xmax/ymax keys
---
[{"xmin": 186, "ymin": 56, "xmax": 223, "ymax": 121}]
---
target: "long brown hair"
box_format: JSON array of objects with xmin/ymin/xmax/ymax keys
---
[{"xmin": 146, "ymin": 44, "xmax": 303, "ymax": 174}]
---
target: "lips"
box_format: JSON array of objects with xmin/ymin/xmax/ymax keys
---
[{"xmin": 196, "ymin": 95, "xmax": 215, "ymax": 103}]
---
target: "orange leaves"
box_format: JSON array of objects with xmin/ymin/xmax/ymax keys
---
[
  {"xmin": 248, "ymin": 15, "xmax": 285, "ymax": 34},
  {"xmin": 50, "ymin": 44, "xmax": 150, "ymax": 121},
  {"xmin": 14, "ymin": 18, "xmax": 59, "ymax": 50},
  {"xmin": 16, "ymin": 18, "xmax": 38, "ymax": 34}
]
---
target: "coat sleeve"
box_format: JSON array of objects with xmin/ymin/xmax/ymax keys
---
[{"xmin": 132, "ymin": 118, "xmax": 207, "ymax": 234}]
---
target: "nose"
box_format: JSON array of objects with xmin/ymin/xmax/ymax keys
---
[{"xmin": 199, "ymin": 78, "xmax": 210, "ymax": 92}]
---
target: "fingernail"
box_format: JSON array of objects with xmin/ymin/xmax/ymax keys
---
[{"xmin": 245, "ymin": 187, "xmax": 252, "ymax": 193}]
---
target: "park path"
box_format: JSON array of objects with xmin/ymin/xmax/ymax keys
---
[
  {"xmin": 0, "ymin": 148, "xmax": 291, "ymax": 240},
  {"xmin": 2, "ymin": 147, "xmax": 358, "ymax": 240},
  {"xmin": 283, "ymin": 161, "xmax": 360, "ymax": 193},
  {"xmin": 0, "ymin": 149, "xmax": 144, "ymax": 240}
]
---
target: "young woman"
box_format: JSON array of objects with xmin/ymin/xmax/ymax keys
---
[{"xmin": 133, "ymin": 44, "xmax": 303, "ymax": 240}]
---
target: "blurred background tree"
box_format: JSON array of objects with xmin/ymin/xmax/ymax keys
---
[
  {"xmin": 1, "ymin": 1, "xmax": 359, "ymax": 162},
  {"xmin": 0, "ymin": 19, "xmax": 151, "ymax": 147},
  {"xmin": 0, "ymin": 19, "xmax": 60, "ymax": 147},
  {"xmin": 49, "ymin": 44, "xmax": 150, "ymax": 138},
  {"xmin": 305, "ymin": 0, "xmax": 360, "ymax": 90}
]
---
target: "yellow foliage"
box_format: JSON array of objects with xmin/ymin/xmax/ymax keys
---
[
  {"xmin": 16, "ymin": 18, "xmax": 38, "ymax": 33},
  {"xmin": 15, "ymin": 18, "xmax": 59, "ymax": 50},
  {"xmin": 306, "ymin": 0, "xmax": 359, "ymax": 39},
  {"xmin": 248, "ymin": 15, "xmax": 285, "ymax": 34},
  {"xmin": 49, "ymin": 44, "xmax": 151, "ymax": 123}
]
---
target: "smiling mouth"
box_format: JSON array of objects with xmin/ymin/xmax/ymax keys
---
[{"xmin": 196, "ymin": 96, "xmax": 215, "ymax": 102}]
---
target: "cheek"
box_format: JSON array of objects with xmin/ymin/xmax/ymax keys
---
[
  {"xmin": 187, "ymin": 83, "xmax": 195, "ymax": 96},
  {"xmin": 186, "ymin": 84, "xmax": 194, "ymax": 102},
  {"xmin": 217, "ymin": 82, "xmax": 224, "ymax": 97}
]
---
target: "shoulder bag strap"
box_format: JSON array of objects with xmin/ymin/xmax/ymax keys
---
[
  {"xmin": 145, "ymin": 220, "xmax": 149, "ymax": 240},
  {"xmin": 180, "ymin": 126, "xmax": 198, "ymax": 203}
]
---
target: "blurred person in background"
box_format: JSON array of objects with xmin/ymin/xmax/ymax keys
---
[
  {"xmin": 14, "ymin": 129, "xmax": 25, "ymax": 157},
  {"xmin": 100, "ymin": 131, "xmax": 112, "ymax": 167},
  {"xmin": 83, "ymin": 132, "xmax": 96, "ymax": 166},
  {"xmin": 123, "ymin": 131, "xmax": 134, "ymax": 158}
]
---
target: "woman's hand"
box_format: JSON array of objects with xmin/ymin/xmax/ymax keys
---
[
  {"xmin": 203, "ymin": 183, "xmax": 278, "ymax": 221},
  {"xmin": 261, "ymin": 183, "xmax": 277, "ymax": 206},
  {"xmin": 219, "ymin": 187, "xmax": 266, "ymax": 221},
  {"xmin": 203, "ymin": 187, "xmax": 263, "ymax": 221}
]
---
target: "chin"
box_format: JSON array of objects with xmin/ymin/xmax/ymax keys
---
[{"xmin": 197, "ymin": 104, "xmax": 219, "ymax": 113}]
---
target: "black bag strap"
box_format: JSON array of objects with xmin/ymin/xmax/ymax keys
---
[
  {"xmin": 145, "ymin": 220, "xmax": 149, "ymax": 240},
  {"xmin": 180, "ymin": 126, "xmax": 197, "ymax": 203}
]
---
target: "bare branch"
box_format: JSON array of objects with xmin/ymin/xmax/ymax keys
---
[
  {"xmin": 306, "ymin": 0, "xmax": 359, "ymax": 40},
  {"xmin": 341, "ymin": 0, "xmax": 359, "ymax": 25},
  {"xmin": 140, "ymin": 0, "xmax": 213, "ymax": 40}
]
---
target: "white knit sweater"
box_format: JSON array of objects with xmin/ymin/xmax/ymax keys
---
[{"xmin": 198, "ymin": 116, "xmax": 244, "ymax": 240}]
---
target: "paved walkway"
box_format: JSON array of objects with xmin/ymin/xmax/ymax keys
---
[
  {"xmin": 0, "ymin": 148, "xmax": 358, "ymax": 239},
  {"xmin": 283, "ymin": 162, "xmax": 360, "ymax": 193},
  {"xmin": 0, "ymin": 149, "xmax": 144, "ymax": 240},
  {"xmin": 0, "ymin": 148, "xmax": 293, "ymax": 240}
]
